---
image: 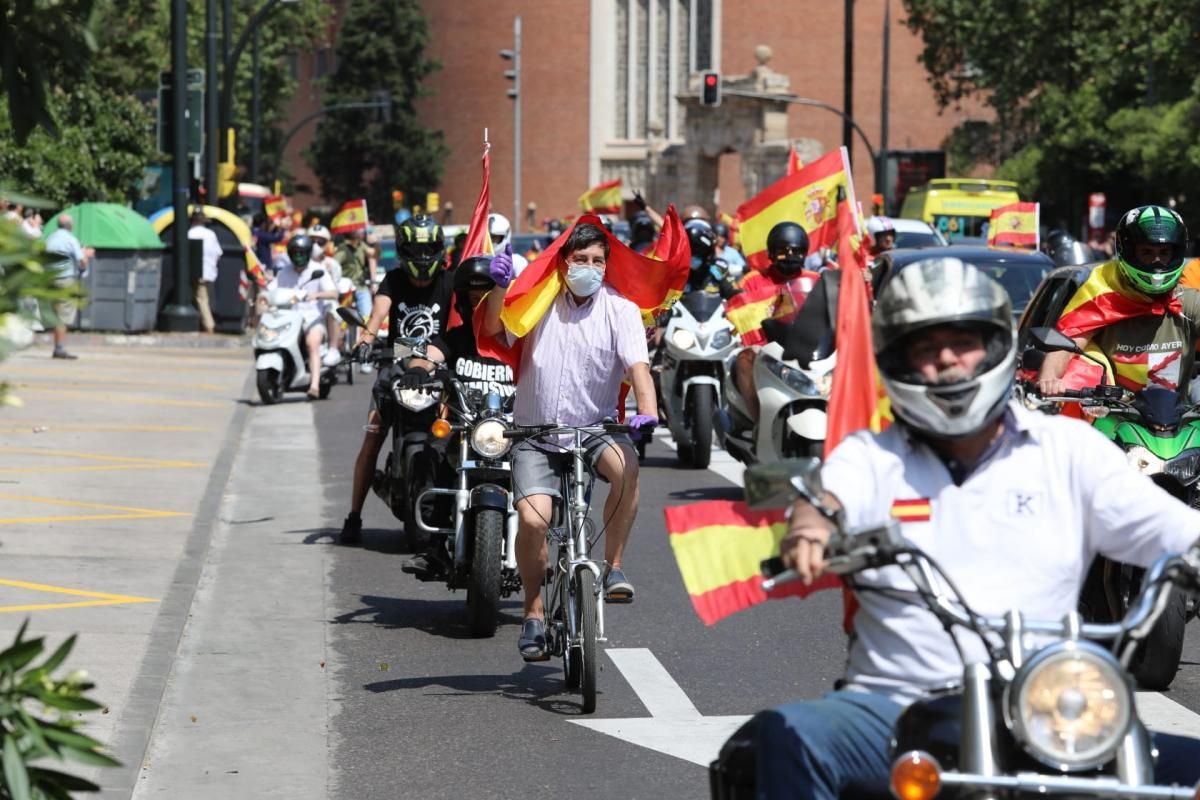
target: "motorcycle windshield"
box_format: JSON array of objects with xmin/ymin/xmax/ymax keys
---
[
  {"xmin": 680, "ymin": 290, "xmax": 723, "ymax": 320},
  {"xmin": 1134, "ymin": 385, "xmax": 1185, "ymax": 429}
]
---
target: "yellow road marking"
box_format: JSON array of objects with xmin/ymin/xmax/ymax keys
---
[
  {"xmin": 0, "ymin": 578, "xmax": 157, "ymax": 613},
  {"xmin": 0, "ymin": 448, "xmax": 206, "ymax": 468},
  {"xmin": 2, "ymin": 372, "xmax": 227, "ymax": 392},
  {"xmin": 12, "ymin": 387, "xmax": 227, "ymax": 409},
  {"xmin": 0, "ymin": 493, "xmax": 189, "ymax": 525}
]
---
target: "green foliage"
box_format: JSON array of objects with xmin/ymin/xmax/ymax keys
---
[
  {"xmin": 0, "ymin": 621, "xmax": 114, "ymax": 796},
  {"xmin": 308, "ymin": 0, "xmax": 446, "ymax": 216},
  {"xmin": 902, "ymin": 0, "xmax": 1200, "ymax": 228}
]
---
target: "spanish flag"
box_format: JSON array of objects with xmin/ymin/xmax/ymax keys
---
[
  {"xmin": 986, "ymin": 202, "xmax": 1039, "ymax": 248},
  {"xmin": 737, "ymin": 147, "xmax": 856, "ymax": 271},
  {"xmin": 578, "ymin": 178, "xmax": 623, "ymax": 215},
  {"xmin": 786, "ymin": 144, "xmax": 804, "ymax": 176},
  {"xmin": 459, "ymin": 142, "xmax": 495, "ymax": 261},
  {"xmin": 264, "ymin": 195, "xmax": 287, "ymax": 221},
  {"xmin": 663, "ymin": 501, "xmax": 841, "ymax": 626},
  {"xmin": 331, "ymin": 199, "xmax": 368, "ymax": 235},
  {"xmin": 725, "ymin": 272, "xmax": 818, "ymax": 346}
]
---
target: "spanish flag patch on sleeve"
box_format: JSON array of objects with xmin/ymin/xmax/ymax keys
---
[{"xmin": 890, "ymin": 498, "xmax": 932, "ymax": 523}]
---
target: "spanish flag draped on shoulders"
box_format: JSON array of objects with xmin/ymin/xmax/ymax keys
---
[{"xmin": 1055, "ymin": 258, "xmax": 1200, "ymax": 392}]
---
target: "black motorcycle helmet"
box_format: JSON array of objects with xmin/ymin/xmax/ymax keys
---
[
  {"xmin": 630, "ymin": 211, "xmax": 656, "ymax": 245},
  {"xmin": 287, "ymin": 234, "xmax": 313, "ymax": 269},
  {"xmin": 766, "ymin": 221, "xmax": 810, "ymax": 276},
  {"xmin": 685, "ymin": 218, "xmax": 717, "ymax": 267},
  {"xmin": 399, "ymin": 214, "xmax": 446, "ymax": 281},
  {"xmin": 713, "ymin": 222, "xmax": 730, "ymax": 241},
  {"xmin": 453, "ymin": 255, "xmax": 496, "ymax": 319}
]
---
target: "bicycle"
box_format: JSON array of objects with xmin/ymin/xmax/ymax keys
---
[{"xmin": 504, "ymin": 422, "xmax": 632, "ymax": 714}]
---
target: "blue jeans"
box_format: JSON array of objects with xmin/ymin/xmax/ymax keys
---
[
  {"xmin": 755, "ymin": 689, "xmax": 1200, "ymax": 799},
  {"xmin": 354, "ymin": 288, "xmax": 372, "ymax": 319},
  {"xmin": 756, "ymin": 690, "xmax": 901, "ymax": 800}
]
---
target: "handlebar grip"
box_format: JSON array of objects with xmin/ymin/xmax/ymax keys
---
[
  {"xmin": 604, "ymin": 424, "xmax": 633, "ymax": 434},
  {"xmin": 760, "ymin": 556, "xmax": 787, "ymax": 578}
]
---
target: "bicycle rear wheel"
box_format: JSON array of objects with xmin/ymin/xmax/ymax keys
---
[{"xmin": 575, "ymin": 569, "xmax": 598, "ymax": 713}]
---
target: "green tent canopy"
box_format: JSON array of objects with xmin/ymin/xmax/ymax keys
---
[{"xmin": 43, "ymin": 203, "xmax": 163, "ymax": 250}]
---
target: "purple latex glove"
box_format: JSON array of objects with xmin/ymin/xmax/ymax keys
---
[
  {"xmin": 628, "ymin": 414, "xmax": 658, "ymax": 442},
  {"xmin": 490, "ymin": 244, "xmax": 514, "ymax": 288}
]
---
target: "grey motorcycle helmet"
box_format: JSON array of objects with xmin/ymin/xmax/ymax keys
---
[{"xmin": 872, "ymin": 257, "xmax": 1015, "ymax": 439}]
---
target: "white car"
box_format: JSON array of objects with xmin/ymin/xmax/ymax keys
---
[{"xmin": 889, "ymin": 218, "xmax": 948, "ymax": 248}]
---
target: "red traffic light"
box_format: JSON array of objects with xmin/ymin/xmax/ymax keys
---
[
  {"xmin": 700, "ymin": 71, "xmax": 721, "ymax": 107},
  {"xmin": 705, "ymin": 74, "xmax": 718, "ymax": 87}
]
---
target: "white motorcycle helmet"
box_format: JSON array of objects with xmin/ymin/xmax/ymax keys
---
[
  {"xmin": 488, "ymin": 213, "xmax": 512, "ymax": 249},
  {"xmin": 872, "ymin": 257, "xmax": 1015, "ymax": 439},
  {"xmin": 308, "ymin": 224, "xmax": 332, "ymax": 258}
]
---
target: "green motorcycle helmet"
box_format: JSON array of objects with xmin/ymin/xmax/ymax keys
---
[
  {"xmin": 398, "ymin": 214, "xmax": 446, "ymax": 281},
  {"xmin": 1115, "ymin": 204, "xmax": 1189, "ymax": 295}
]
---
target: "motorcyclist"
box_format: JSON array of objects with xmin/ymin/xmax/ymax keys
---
[
  {"xmin": 731, "ymin": 221, "xmax": 821, "ymax": 421},
  {"xmin": 629, "ymin": 211, "xmax": 657, "ymax": 255},
  {"xmin": 307, "ymin": 224, "xmax": 346, "ymax": 358},
  {"xmin": 264, "ymin": 234, "xmax": 338, "ymax": 399},
  {"xmin": 340, "ymin": 215, "xmax": 455, "ymax": 544},
  {"xmin": 757, "ymin": 256, "xmax": 1200, "ymax": 798},
  {"xmin": 1037, "ymin": 205, "xmax": 1200, "ymax": 396},
  {"xmin": 401, "ymin": 254, "xmax": 518, "ymax": 577},
  {"xmin": 864, "ymin": 215, "xmax": 896, "ymax": 256},
  {"xmin": 713, "ymin": 221, "xmax": 747, "ymax": 278},
  {"xmin": 488, "ymin": 213, "xmax": 529, "ymax": 276},
  {"xmin": 335, "ymin": 227, "xmax": 377, "ymax": 374},
  {"xmin": 683, "ymin": 219, "xmax": 739, "ymax": 298}
]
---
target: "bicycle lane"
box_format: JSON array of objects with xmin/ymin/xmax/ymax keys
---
[{"xmin": 315, "ymin": 383, "xmax": 846, "ymax": 799}]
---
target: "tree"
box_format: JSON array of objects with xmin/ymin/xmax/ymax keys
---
[
  {"xmin": 308, "ymin": 0, "xmax": 446, "ymax": 217},
  {"xmin": 902, "ymin": 0, "xmax": 1200, "ymax": 229}
]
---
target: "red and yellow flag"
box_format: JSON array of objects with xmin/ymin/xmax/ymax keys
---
[
  {"xmin": 331, "ymin": 199, "xmax": 368, "ymax": 234},
  {"xmin": 737, "ymin": 147, "xmax": 856, "ymax": 271},
  {"xmin": 264, "ymin": 195, "xmax": 287, "ymax": 221},
  {"xmin": 725, "ymin": 272, "xmax": 819, "ymax": 346},
  {"xmin": 578, "ymin": 178, "xmax": 623, "ymax": 215},
  {"xmin": 987, "ymin": 202, "xmax": 1039, "ymax": 248},
  {"xmin": 459, "ymin": 142, "xmax": 495, "ymax": 261},
  {"xmin": 786, "ymin": 145, "xmax": 804, "ymax": 176},
  {"xmin": 663, "ymin": 501, "xmax": 841, "ymax": 626}
]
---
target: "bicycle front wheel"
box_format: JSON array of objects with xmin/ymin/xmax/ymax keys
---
[{"xmin": 575, "ymin": 569, "xmax": 598, "ymax": 713}]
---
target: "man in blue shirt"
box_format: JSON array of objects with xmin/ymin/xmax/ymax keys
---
[{"xmin": 42, "ymin": 213, "xmax": 92, "ymax": 360}]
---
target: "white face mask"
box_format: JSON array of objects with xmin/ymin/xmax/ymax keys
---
[
  {"xmin": 565, "ymin": 265, "xmax": 604, "ymax": 297},
  {"xmin": 311, "ymin": 243, "xmax": 327, "ymax": 259}
]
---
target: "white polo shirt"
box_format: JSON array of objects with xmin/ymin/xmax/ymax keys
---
[{"xmin": 823, "ymin": 402, "xmax": 1200, "ymax": 705}]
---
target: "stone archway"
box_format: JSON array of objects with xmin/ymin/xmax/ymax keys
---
[{"xmin": 646, "ymin": 46, "xmax": 822, "ymax": 211}]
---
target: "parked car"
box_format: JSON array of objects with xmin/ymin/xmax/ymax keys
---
[
  {"xmin": 888, "ymin": 218, "xmax": 948, "ymax": 249},
  {"xmin": 1014, "ymin": 262, "xmax": 1096, "ymax": 355},
  {"xmin": 875, "ymin": 245, "xmax": 1056, "ymax": 321}
]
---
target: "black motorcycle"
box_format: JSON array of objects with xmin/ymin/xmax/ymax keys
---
[
  {"xmin": 710, "ymin": 459, "xmax": 1200, "ymax": 800},
  {"xmin": 411, "ymin": 377, "xmax": 521, "ymax": 637}
]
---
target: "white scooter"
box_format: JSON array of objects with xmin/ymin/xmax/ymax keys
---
[
  {"xmin": 716, "ymin": 340, "xmax": 835, "ymax": 464},
  {"xmin": 253, "ymin": 283, "xmax": 340, "ymax": 404},
  {"xmin": 659, "ymin": 288, "xmax": 739, "ymax": 468}
]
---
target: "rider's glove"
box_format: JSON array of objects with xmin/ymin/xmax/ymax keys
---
[
  {"xmin": 489, "ymin": 244, "xmax": 515, "ymax": 288},
  {"xmin": 632, "ymin": 190, "xmax": 648, "ymax": 211},
  {"xmin": 628, "ymin": 414, "xmax": 658, "ymax": 442},
  {"xmin": 353, "ymin": 341, "xmax": 373, "ymax": 363},
  {"xmin": 398, "ymin": 367, "xmax": 430, "ymax": 391}
]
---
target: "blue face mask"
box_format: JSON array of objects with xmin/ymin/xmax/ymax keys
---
[{"xmin": 565, "ymin": 265, "xmax": 604, "ymax": 297}]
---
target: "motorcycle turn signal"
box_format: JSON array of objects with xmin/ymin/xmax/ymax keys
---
[
  {"xmin": 431, "ymin": 419, "xmax": 452, "ymax": 439},
  {"xmin": 890, "ymin": 751, "xmax": 941, "ymax": 800}
]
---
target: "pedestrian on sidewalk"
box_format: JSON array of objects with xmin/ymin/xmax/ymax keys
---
[
  {"xmin": 188, "ymin": 210, "xmax": 222, "ymax": 333},
  {"xmin": 42, "ymin": 213, "xmax": 93, "ymax": 360}
]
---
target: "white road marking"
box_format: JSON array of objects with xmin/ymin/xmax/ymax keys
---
[
  {"xmin": 653, "ymin": 429, "xmax": 745, "ymax": 487},
  {"xmin": 605, "ymin": 648, "xmax": 700, "ymax": 719}
]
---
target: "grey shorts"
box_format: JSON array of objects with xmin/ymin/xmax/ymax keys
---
[{"xmin": 511, "ymin": 433, "xmax": 633, "ymax": 504}]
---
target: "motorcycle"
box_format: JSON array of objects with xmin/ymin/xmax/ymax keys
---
[
  {"xmin": 253, "ymin": 277, "xmax": 340, "ymax": 404},
  {"xmin": 716, "ymin": 336, "xmax": 834, "ymax": 465},
  {"xmin": 659, "ymin": 288, "xmax": 739, "ymax": 468},
  {"xmin": 1024, "ymin": 327, "xmax": 1200, "ymax": 690},
  {"xmin": 411, "ymin": 377, "xmax": 521, "ymax": 637},
  {"xmin": 710, "ymin": 458, "xmax": 1200, "ymax": 799},
  {"xmin": 338, "ymin": 307, "xmax": 438, "ymax": 550}
]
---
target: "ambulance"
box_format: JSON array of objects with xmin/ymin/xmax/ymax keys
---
[{"xmin": 899, "ymin": 178, "xmax": 1021, "ymax": 242}]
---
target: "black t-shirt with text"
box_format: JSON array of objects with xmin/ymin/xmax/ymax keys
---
[
  {"xmin": 378, "ymin": 268, "xmax": 454, "ymax": 349},
  {"xmin": 441, "ymin": 324, "xmax": 517, "ymax": 398}
]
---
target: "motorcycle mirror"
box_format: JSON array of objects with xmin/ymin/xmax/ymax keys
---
[
  {"xmin": 1019, "ymin": 347, "xmax": 1045, "ymax": 373},
  {"xmin": 310, "ymin": 269, "xmax": 325, "ymax": 281},
  {"xmin": 337, "ymin": 306, "xmax": 366, "ymax": 328},
  {"xmin": 396, "ymin": 335, "xmax": 428, "ymax": 358},
  {"xmin": 1029, "ymin": 327, "xmax": 1082, "ymax": 355},
  {"xmin": 745, "ymin": 459, "xmax": 824, "ymax": 510}
]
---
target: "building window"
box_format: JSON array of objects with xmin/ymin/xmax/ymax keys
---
[
  {"xmin": 314, "ymin": 47, "xmax": 335, "ymax": 79},
  {"xmin": 691, "ymin": 0, "xmax": 713, "ymax": 72},
  {"xmin": 287, "ymin": 52, "xmax": 299, "ymax": 81}
]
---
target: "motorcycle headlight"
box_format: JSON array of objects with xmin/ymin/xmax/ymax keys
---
[
  {"xmin": 671, "ymin": 329, "xmax": 697, "ymax": 351},
  {"xmin": 1007, "ymin": 641, "xmax": 1131, "ymax": 771},
  {"xmin": 762, "ymin": 354, "xmax": 819, "ymax": 395},
  {"xmin": 1164, "ymin": 449, "xmax": 1200, "ymax": 482},
  {"xmin": 470, "ymin": 419, "xmax": 512, "ymax": 458},
  {"xmin": 710, "ymin": 328, "xmax": 732, "ymax": 350},
  {"xmin": 256, "ymin": 325, "xmax": 280, "ymax": 342},
  {"xmin": 396, "ymin": 387, "xmax": 437, "ymax": 411},
  {"xmin": 1126, "ymin": 445, "xmax": 1164, "ymax": 475}
]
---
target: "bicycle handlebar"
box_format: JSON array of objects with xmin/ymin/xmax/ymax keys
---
[{"xmin": 503, "ymin": 423, "xmax": 633, "ymax": 440}]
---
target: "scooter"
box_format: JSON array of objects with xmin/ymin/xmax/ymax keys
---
[
  {"xmin": 715, "ymin": 337, "xmax": 834, "ymax": 464},
  {"xmin": 253, "ymin": 281, "xmax": 340, "ymax": 404},
  {"xmin": 659, "ymin": 288, "xmax": 738, "ymax": 468}
]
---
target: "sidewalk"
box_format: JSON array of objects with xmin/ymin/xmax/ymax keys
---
[{"xmin": 34, "ymin": 331, "xmax": 251, "ymax": 351}]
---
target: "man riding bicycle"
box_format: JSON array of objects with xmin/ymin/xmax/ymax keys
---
[
  {"xmin": 480, "ymin": 224, "xmax": 659, "ymax": 661},
  {"xmin": 755, "ymin": 256, "xmax": 1200, "ymax": 798}
]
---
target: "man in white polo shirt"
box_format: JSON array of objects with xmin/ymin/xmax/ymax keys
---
[{"xmin": 755, "ymin": 257, "xmax": 1200, "ymax": 798}]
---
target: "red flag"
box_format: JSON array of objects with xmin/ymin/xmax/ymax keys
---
[
  {"xmin": 460, "ymin": 142, "xmax": 494, "ymax": 261},
  {"xmin": 786, "ymin": 145, "xmax": 804, "ymax": 176}
]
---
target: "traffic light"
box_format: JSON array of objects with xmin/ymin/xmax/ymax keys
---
[{"xmin": 700, "ymin": 71, "xmax": 721, "ymax": 107}]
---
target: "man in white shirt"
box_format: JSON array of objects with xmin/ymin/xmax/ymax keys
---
[
  {"xmin": 267, "ymin": 234, "xmax": 338, "ymax": 399},
  {"xmin": 757, "ymin": 257, "xmax": 1200, "ymax": 798},
  {"xmin": 307, "ymin": 224, "xmax": 346, "ymax": 357},
  {"xmin": 187, "ymin": 209, "xmax": 222, "ymax": 333}
]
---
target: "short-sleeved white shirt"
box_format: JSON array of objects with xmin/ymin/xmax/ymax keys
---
[
  {"xmin": 268, "ymin": 262, "xmax": 335, "ymax": 327},
  {"xmin": 823, "ymin": 402, "xmax": 1200, "ymax": 705}
]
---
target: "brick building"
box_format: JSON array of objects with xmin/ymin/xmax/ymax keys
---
[{"xmin": 283, "ymin": 0, "xmax": 989, "ymax": 228}]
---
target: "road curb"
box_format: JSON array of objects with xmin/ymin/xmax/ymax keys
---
[
  {"xmin": 35, "ymin": 331, "xmax": 251, "ymax": 350},
  {"xmin": 100, "ymin": 368, "xmax": 254, "ymax": 799}
]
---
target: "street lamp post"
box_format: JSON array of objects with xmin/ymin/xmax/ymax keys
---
[
  {"xmin": 250, "ymin": 28, "xmax": 261, "ymax": 182},
  {"xmin": 499, "ymin": 16, "xmax": 521, "ymax": 234},
  {"xmin": 205, "ymin": 0, "xmax": 219, "ymax": 202},
  {"xmin": 163, "ymin": 0, "xmax": 200, "ymax": 331}
]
